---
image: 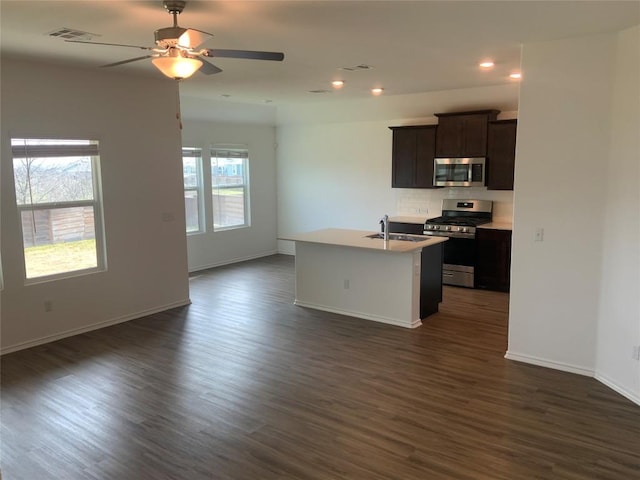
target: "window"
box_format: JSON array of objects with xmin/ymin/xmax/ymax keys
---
[
  {"xmin": 211, "ymin": 147, "xmax": 250, "ymax": 230},
  {"xmin": 182, "ymin": 147, "xmax": 203, "ymax": 234},
  {"xmin": 11, "ymin": 138, "xmax": 105, "ymax": 281}
]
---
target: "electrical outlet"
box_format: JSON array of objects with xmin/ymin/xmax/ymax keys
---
[
  {"xmin": 633, "ymin": 346, "xmax": 640, "ymax": 361},
  {"xmin": 343, "ymin": 279, "xmax": 350, "ymax": 289},
  {"xmin": 534, "ymin": 227, "xmax": 544, "ymax": 242},
  {"xmin": 44, "ymin": 300, "xmax": 53, "ymax": 312}
]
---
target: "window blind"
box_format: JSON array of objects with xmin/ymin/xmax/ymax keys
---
[
  {"xmin": 211, "ymin": 148, "xmax": 249, "ymax": 159},
  {"xmin": 11, "ymin": 142, "xmax": 99, "ymax": 159}
]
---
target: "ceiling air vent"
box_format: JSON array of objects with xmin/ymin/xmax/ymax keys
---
[
  {"xmin": 339, "ymin": 64, "xmax": 374, "ymax": 72},
  {"xmin": 308, "ymin": 89, "xmax": 332, "ymax": 94},
  {"xmin": 47, "ymin": 28, "xmax": 98, "ymax": 41}
]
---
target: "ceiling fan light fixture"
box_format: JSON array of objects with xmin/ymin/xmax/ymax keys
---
[{"xmin": 152, "ymin": 55, "xmax": 202, "ymax": 80}]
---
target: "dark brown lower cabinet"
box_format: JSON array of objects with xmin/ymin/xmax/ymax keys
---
[
  {"xmin": 388, "ymin": 222, "xmax": 424, "ymax": 235},
  {"xmin": 475, "ymin": 228, "xmax": 512, "ymax": 292}
]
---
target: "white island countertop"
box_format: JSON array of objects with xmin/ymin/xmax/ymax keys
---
[{"xmin": 280, "ymin": 228, "xmax": 447, "ymax": 253}]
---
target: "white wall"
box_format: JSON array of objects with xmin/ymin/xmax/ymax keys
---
[
  {"xmin": 180, "ymin": 117, "xmax": 278, "ymax": 271},
  {"xmin": 595, "ymin": 26, "xmax": 640, "ymax": 403},
  {"xmin": 1, "ymin": 59, "xmax": 190, "ymax": 352},
  {"xmin": 507, "ymin": 33, "xmax": 616, "ymax": 374},
  {"xmin": 276, "ymin": 84, "xmax": 519, "ymax": 254}
]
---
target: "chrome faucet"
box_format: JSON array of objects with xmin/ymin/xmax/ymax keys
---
[{"xmin": 380, "ymin": 214, "xmax": 389, "ymax": 241}]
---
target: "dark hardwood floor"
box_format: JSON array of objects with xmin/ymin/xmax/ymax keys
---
[{"xmin": 1, "ymin": 254, "xmax": 638, "ymax": 479}]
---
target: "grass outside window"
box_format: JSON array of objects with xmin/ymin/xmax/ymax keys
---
[{"xmin": 24, "ymin": 239, "xmax": 97, "ymax": 279}]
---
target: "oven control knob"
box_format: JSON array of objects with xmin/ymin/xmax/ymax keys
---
[
  {"xmin": 461, "ymin": 227, "xmax": 468, "ymax": 233},
  {"xmin": 446, "ymin": 226, "xmax": 452, "ymax": 231},
  {"xmin": 434, "ymin": 225, "xmax": 440, "ymax": 230}
]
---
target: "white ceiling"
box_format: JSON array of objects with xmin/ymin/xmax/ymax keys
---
[{"xmin": 1, "ymin": 1, "xmax": 639, "ymax": 107}]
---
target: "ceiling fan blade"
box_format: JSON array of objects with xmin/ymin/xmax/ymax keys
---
[
  {"xmin": 204, "ymin": 49, "xmax": 284, "ymax": 61},
  {"xmin": 101, "ymin": 55, "xmax": 153, "ymax": 68},
  {"xmin": 198, "ymin": 59, "xmax": 223, "ymax": 75},
  {"xmin": 66, "ymin": 40, "xmax": 153, "ymax": 51},
  {"xmin": 178, "ymin": 28, "xmax": 213, "ymax": 49}
]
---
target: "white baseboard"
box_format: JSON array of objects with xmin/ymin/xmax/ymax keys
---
[
  {"xmin": 294, "ymin": 300, "xmax": 422, "ymax": 329},
  {"xmin": 504, "ymin": 351, "xmax": 595, "ymax": 377},
  {"xmin": 595, "ymin": 373, "xmax": 640, "ymax": 407},
  {"xmin": 1, "ymin": 298, "xmax": 192, "ymax": 355},
  {"xmin": 188, "ymin": 250, "xmax": 278, "ymax": 273}
]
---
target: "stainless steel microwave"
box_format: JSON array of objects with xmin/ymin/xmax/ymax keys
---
[{"xmin": 433, "ymin": 157, "xmax": 486, "ymax": 187}]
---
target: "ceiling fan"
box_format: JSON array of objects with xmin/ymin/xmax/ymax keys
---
[{"xmin": 66, "ymin": 0, "xmax": 285, "ymax": 80}]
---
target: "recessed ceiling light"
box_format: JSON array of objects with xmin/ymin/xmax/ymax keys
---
[
  {"xmin": 331, "ymin": 80, "xmax": 345, "ymax": 89},
  {"xmin": 479, "ymin": 61, "xmax": 495, "ymax": 69},
  {"xmin": 509, "ymin": 72, "xmax": 522, "ymax": 80},
  {"xmin": 371, "ymin": 87, "xmax": 384, "ymax": 96}
]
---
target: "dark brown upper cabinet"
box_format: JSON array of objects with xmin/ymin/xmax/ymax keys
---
[
  {"xmin": 389, "ymin": 125, "xmax": 438, "ymax": 188},
  {"xmin": 434, "ymin": 110, "xmax": 499, "ymax": 158},
  {"xmin": 487, "ymin": 119, "xmax": 517, "ymax": 190}
]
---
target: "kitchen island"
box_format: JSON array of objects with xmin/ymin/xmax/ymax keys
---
[{"xmin": 280, "ymin": 228, "xmax": 447, "ymax": 328}]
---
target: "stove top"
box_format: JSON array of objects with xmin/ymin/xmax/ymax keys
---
[
  {"xmin": 425, "ymin": 216, "xmax": 491, "ymax": 227},
  {"xmin": 423, "ymin": 199, "xmax": 493, "ymax": 238}
]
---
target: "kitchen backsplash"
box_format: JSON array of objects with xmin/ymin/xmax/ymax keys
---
[{"xmin": 395, "ymin": 188, "xmax": 514, "ymax": 222}]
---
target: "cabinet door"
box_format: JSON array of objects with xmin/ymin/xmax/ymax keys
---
[
  {"xmin": 391, "ymin": 128, "xmax": 416, "ymax": 188},
  {"xmin": 435, "ymin": 116, "xmax": 463, "ymax": 157},
  {"xmin": 487, "ymin": 120, "xmax": 517, "ymax": 190},
  {"xmin": 391, "ymin": 126, "xmax": 438, "ymax": 188},
  {"xmin": 435, "ymin": 110, "xmax": 499, "ymax": 158},
  {"xmin": 475, "ymin": 229, "xmax": 512, "ymax": 292},
  {"xmin": 389, "ymin": 222, "xmax": 424, "ymax": 235},
  {"xmin": 462, "ymin": 114, "xmax": 490, "ymax": 157},
  {"xmin": 414, "ymin": 127, "xmax": 437, "ymax": 188}
]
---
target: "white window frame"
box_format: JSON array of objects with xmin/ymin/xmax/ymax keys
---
[
  {"xmin": 210, "ymin": 145, "xmax": 251, "ymax": 232},
  {"xmin": 11, "ymin": 138, "xmax": 106, "ymax": 284},
  {"xmin": 182, "ymin": 147, "xmax": 204, "ymax": 235}
]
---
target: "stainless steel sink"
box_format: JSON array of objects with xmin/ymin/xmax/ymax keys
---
[{"xmin": 365, "ymin": 233, "xmax": 425, "ymax": 242}]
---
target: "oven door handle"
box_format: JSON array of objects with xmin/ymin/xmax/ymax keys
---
[{"xmin": 425, "ymin": 232, "xmax": 476, "ymax": 239}]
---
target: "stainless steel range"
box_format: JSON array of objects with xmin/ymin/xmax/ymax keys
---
[{"xmin": 423, "ymin": 199, "xmax": 493, "ymax": 288}]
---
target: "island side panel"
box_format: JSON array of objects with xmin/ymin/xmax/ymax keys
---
[
  {"xmin": 294, "ymin": 242, "xmax": 421, "ymax": 328},
  {"xmin": 420, "ymin": 242, "xmax": 444, "ymax": 319}
]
